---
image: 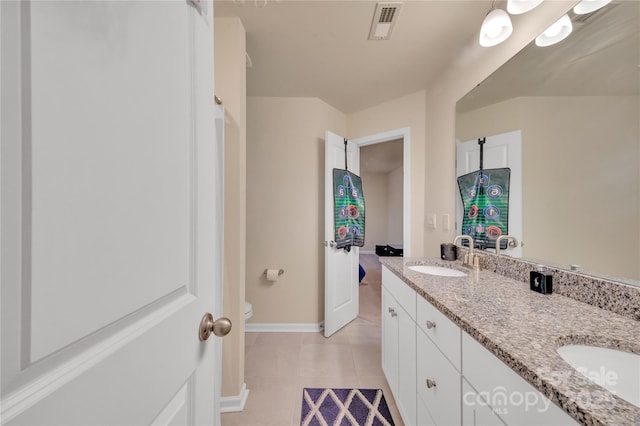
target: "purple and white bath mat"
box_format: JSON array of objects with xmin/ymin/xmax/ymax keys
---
[{"xmin": 300, "ymin": 388, "xmax": 395, "ymax": 426}]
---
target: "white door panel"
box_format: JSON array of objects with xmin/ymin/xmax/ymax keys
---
[
  {"xmin": 456, "ymin": 131, "xmax": 523, "ymax": 257},
  {"xmin": 324, "ymin": 131, "xmax": 359, "ymax": 337},
  {"xmin": 31, "ymin": 0, "xmax": 193, "ymax": 353},
  {"xmin": 2, "ymin": 1, "xmax": 221, "ymax": 424}
]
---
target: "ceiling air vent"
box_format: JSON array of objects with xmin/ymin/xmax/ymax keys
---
[{"xmin": 368, "ymin": 2, "xmax": 403, "ymax": 40}]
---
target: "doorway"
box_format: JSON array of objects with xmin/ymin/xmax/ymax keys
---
[
  {"xmin": 360, "ymin": 138, "xmax": 404, "ymax": 256},
  {"xmin": 357, "ymin": 131, "xmax": 407, "ymax": 324}
]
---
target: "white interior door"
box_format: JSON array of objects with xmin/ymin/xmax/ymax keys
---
[
  {"xmin": 324, "ymin": 131, "xmax": 359, "ymax": 337},
  {"xmin": 1, "ymin": 1, "xmax": 225, "ymax": 425},
  {"xmin": 456, "ymin": 130, "xmax": 523, "ymax": 257}
]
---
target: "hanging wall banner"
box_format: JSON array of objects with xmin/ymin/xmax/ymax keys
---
[
  {"xmin": 457, "ymin": 167, "xmax": 510, "ymax": 249},
  {"xmin": 333, "ymin": 169, "xmax": 365, "ymax": 251}
]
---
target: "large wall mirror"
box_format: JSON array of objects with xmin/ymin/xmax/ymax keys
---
[{"xmin": 456, "ymin": 1, "xmax": 639, "ymax": 285}]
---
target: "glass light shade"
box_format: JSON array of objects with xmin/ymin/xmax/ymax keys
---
[
  {"xmin": 573, "ymin": 0, "xmax": 611, "ymax": 14},
  {"xmin": 507, "ymin": 0, "xmax": 544, "ymax": 15},
  {"xmin": 479, "ymin": 9, "xmax": 513, "ymax": 47},
  {"xmin": 535, "ymin": 14, "xmax": 572, "ymax": 46}
]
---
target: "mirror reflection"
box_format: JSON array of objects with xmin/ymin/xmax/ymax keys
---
[{"xmin": 456, "ymin": 1, "xmax": 639, "ymax": 284}]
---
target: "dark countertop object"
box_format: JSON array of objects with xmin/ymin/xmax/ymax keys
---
[{"xmin": 379, "ymin": 256, "xmax": 640, "ymax": 426}]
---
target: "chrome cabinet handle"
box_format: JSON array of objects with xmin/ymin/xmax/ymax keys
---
[
  {"xmin": 426, "ymin": 379, "xmax": 437, "ymax": 389},
  {"xmin": 426, "ymin": 320, "xmax": 436, "ymax": 329},
  {"xmin": 199, "ymin": 313, "xmax": 232, "ymax": 341}
]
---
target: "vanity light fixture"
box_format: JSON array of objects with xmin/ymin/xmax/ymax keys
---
[
  {"xmin": 573, "ymin": 0, "xmax": 612, "ymax": 15},
  {"xmin": 535, "ymin": 14, "xmax": 572, "ymax": 47},
  {"xmin": 507, "ymin": 0, "xmax": 544, "ymax": 15},
  {"xmin": 479, "ymin": 6, "xmax": 513, "ymax": 47}
]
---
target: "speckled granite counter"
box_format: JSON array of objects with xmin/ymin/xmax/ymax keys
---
[{"xmin": 379, "ymin": 256, "xmax": 640, "ymax": 426}]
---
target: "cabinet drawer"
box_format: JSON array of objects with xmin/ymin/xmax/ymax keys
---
[
  {"xmin": 417, "ymin": 328, "xmax": 461, "ymax": 426},
  {"xmin": 417, "ymin": 295, "xmax": 461, "ymax": 371},
  {"xmin": 382, "ymin": 266, "xmax": 416, "ymax": 320},
  {"xmin": 462, "ymin": 332, "xmax": 578, "ymax": 426}
]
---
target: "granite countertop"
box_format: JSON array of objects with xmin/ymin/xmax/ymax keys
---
[{"xmin": 379, "ymin": 256, "xmax": 640, "ymax": 426}]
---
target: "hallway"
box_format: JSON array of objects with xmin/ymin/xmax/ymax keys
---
[{"xmin": 221, "ymin": 254, "xmax": 402, "ymax": 425}]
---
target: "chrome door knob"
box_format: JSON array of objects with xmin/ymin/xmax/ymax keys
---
[
  {"xmin": 426, "ymin": 320, "xmax": 436, "ymax": 329},
  {"xmin": 199, "ymin": 313, "xmax": 232, "ymax": 341},
  {"xmin": 426, "ymin": 379, "xmax": 437, "ymax": 389}
]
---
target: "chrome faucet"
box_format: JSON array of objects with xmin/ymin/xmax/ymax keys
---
[
  {"xmin": 453, "ymin": 235, "xmax": 479, "ymax": 270},
  {"xmin": 495, "ymin": 235, "xmax": 518, "ymax": 255}
]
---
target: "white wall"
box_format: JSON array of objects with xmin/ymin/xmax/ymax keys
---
[
  {"xmin": 458, "ymin": 96, "xmax": 639, "ymax": 280},
  {"xmin": 387, "ymin": 167, "xmax": 403, "ymax": 245},
  {"xmin": 361, "ymin": 172, "xmax": 389, "ymax": 252},
  {"xmin": 246, "ymin": 97, "xmax": 347, "ymax": 324},
  {"xmin": 360, "ymin": 167, "xmax": 403, "ymax": 252}
]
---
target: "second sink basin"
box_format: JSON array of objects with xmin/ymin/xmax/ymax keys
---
[
  {"xmin": 408, "ymin": 265, "xmax": 467, "ymax": 277},
  {"xmin": 557, "ymin": 344, "xmax": 640, "ymax": 408}
]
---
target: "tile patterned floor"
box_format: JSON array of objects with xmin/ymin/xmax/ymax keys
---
[{"xmin": 221, "ymin": 254, "xmax": 403, "ymax": 426}]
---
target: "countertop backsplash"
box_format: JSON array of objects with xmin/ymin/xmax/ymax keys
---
[{"xmin": 461, "ymin": 248, "xmax": 640, "ymax": 322}]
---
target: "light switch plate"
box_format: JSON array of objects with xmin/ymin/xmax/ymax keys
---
[
  {"xmin": 427, "ymin": 213, "xmax": 437, "ymax": 229},
  {"xmin": 442, "ymin": 214, "xmax": 450, "ymax": 231}
]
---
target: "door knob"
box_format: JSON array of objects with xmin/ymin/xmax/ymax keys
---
[{"xmin": 199, "ymin": 313, "xmax": 232, "ymax": 341}]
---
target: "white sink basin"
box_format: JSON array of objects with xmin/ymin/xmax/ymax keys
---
[
  {"xmin": 557, "ymin": 344, "xmax": 640, "ymax": 408},
  {"xmin": 408, "ymin": 265, "xmax": 467, "ymax": 277}
]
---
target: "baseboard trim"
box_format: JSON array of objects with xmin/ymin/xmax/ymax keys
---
[
  {"xmin": 220, "ymin": 383, "xmax": 249, "ymax": 413},
  {"xmin": 245, "ymin": 322, "xmax": 323, "ymax": 333}
]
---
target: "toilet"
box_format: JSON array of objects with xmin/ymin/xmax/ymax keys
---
[{"xmin": 244, "ymin": 301, "xmax": 253, "ymax": 322}]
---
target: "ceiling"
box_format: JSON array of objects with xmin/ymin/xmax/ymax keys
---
[{"xmin": 213, "ymin": 0, "xmax": 492, "ymax": 113}]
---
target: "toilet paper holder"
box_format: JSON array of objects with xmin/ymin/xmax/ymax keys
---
[{"xmin": 263, "ymin": 269, "xmax": 285, "ymax": 277}]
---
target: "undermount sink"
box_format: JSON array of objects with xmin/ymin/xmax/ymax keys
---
[
  {"xmin": 408, "ymin": 265, "xmax": 467, "ymax": 277},
  {"xmin": 557, "ymin": 344, "xmax": 640, "ymax": 408}
]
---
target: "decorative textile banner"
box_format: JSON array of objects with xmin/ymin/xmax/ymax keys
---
[
  {"xmin": 333, "ymin": 169, "xmax": 365, "ymax": 251},
  {"xmin": 457, "ymin": 168, "xmax": 510, "ymax": 249}
]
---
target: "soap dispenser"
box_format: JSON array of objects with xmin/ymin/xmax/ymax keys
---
[{"xmin": 530, "ymin": 265, "xmax": 553, "ymax": 294}]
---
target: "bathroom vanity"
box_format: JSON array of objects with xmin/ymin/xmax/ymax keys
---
[{"xmin": 380, "ymin": 256, "xmax": 640, "ymax": 426}]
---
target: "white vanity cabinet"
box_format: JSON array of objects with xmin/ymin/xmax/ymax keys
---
[
  {"xmin": 462, "ymin": 333, "xmax": 578, "ymax": 426},
  {"xmin": 381, "ymin": 267, "xmax": 417, "ymax": 425},
  {"xmin": 381, "ymin": 265, "xmax": 577, "ymax": 426}
]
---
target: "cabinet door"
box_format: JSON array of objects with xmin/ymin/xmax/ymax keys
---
[
  {"xmin": 417, "ymin": 328, "xmax": 461, "ymax": 425},
  {"xmin": 397, "ymin": 304, "xmax": 417, "ymax": 425},
  {"xmin": 382, "ymin": 287, "xmax": 398, "ymax": 395},
  {"xmin": 417, "ymin": 394, "xmax": 437, "ymax": 426},
  {"xmin": 462, "ymin": 333, "xmax": 578, "ymax": 425},
  {"xmin": 463, "ymin": 379, "xmax": 506, "ymax": 426}
]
